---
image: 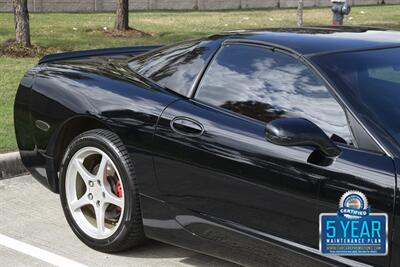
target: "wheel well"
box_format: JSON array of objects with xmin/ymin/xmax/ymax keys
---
[{"xmin": 51, "ymin": 116, "xmax": 109, "ymax": 176}]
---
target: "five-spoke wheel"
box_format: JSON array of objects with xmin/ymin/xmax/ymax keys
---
[
  {"xmin": 65, "ymin": 147, "xmax": 124, "ymax": 239},
  {"xmin": 60, "ymin": 129, "xmax": 145, "ymax": 252}
]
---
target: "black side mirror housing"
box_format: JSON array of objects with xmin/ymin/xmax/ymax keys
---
[{"xmin": 265, "ymin": 118, "xmax": 341, "ymax": 158}]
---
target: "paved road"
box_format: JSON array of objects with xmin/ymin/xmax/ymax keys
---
[{"xmin": 0, "ymin": 175, "xmax": 239, "ymax": 267}]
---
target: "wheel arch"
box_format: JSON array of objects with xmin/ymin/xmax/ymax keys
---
[{"xmin": 46, "ymin": 115, "xmax": 112, "ymax": 193}]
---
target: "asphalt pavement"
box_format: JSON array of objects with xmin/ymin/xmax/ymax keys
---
[{"xmin": 0, "ymin": 175, "xmax": 239, "ymax": 267}]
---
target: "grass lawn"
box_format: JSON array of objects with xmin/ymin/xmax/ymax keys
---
[{"xmin": 1, "ymin": 5, "xmax": 400, "ymax": 151}]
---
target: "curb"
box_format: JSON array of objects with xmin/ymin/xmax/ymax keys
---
[{"xmin": 0, "ymin": 152, "xmax": 27, "ymax": 180}]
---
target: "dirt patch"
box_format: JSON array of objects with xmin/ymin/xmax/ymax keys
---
[
  {"xmin": 88, "ymin": 27, "xmax": 155, "ymax": 37},
  {"xmin": 0, "ymin": 39, "xmax": 61, "ymax": 58}
]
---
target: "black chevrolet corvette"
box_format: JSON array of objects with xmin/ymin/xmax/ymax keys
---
[{"xmin": 14, "ymin": 27, "xmax": 400, "ymax": 266}]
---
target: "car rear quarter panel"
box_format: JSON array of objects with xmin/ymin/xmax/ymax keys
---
[{"xmin": 14, "ymin": 56, "xmax": 180, "ymax": 195}]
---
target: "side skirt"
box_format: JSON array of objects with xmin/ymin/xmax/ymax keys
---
[{"xmin": 140, "ymin": 194, "xmax": 366, "ymax": 267}]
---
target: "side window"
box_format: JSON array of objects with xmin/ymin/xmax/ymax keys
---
[
  {"xmin": 195, "ymin": 44, "xmax": 353, "ymax": 144},
  {"xmin": 129, "ymin": 40, "xmax": 218, "ymax": 96}
]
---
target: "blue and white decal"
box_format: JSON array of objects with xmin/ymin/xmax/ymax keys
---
[{"xmin": 320, "ymin": 191, "xmax": 388, "ymax": 256}]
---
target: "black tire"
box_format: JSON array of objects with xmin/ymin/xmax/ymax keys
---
[{"xmin": 59, "ymin": 129, "xmax": 145, "ymax": 252}]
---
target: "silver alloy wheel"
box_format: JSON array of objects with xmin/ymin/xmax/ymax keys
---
[{"xmin": 65, "ymin": 147, "xmax": 125, "ymax": 239}]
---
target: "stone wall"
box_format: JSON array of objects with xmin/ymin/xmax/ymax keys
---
[{"xmin": 0, "ymin": 0, "xmax": 396, "ymax": 12}]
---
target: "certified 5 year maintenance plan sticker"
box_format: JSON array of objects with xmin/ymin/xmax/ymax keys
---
[{"xmin": 319, "ymin": 191, "xmax": 388, "ymax": 255}]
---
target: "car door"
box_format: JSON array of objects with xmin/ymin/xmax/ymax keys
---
[{"xmin": 152, "ymin": 44, "xmax": 395, "ymax": 266}]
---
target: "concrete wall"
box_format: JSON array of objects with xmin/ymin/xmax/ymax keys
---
[{"xmin": 0, "ymin": 0, "xmax": 397, "ymax": 12}]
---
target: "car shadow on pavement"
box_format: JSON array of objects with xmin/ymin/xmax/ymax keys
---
[{"xmin": 117, "ymin": 239, "xmax": 241, "ymax": 266}]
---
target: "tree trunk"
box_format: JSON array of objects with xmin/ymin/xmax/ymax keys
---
[
  {"xmin": 12, "ymin": 0, "xmax": 31, "ymax": 47},
  {"xmin": 114, "ymin": 0, "xmax": 129, "ymax": 31},
  {"xmin": 297, "ymin": 0, "xmax": 304, "ymax": 27}
]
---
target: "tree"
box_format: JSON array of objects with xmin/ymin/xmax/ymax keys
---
[
  {"xmin": 297, "ymin": 0, "xmax": 304, "ymax": 27},
  {"xmin": 114, "ymin": 0, "xmax": 129, "ymax": 31},
  {"xmin": 12, "ymin": 0, "xmax": 31, "ymax": 47}
]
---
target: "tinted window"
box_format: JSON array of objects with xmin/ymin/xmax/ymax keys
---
[
  {"xmin": 312, "ymin": 47, "xmax": 400, "ymax": 146},
  {"xmin": 129, "ymin": 40, "xmax": 218, "ymax": 95},
  {"xmin": 196, "ymin": 44, "xmax": 352, "ymax": 143}
]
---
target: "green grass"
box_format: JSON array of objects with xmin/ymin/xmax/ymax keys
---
[
  {"xmin": 1, "ymin": 5, "xmax": 400, "ymax": 151},
  {"xmin": 0, "ymin": 57, "xmax": 37, "ymax": 151}
]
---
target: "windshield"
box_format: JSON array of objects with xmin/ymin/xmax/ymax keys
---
[{"xmin": 312, "ymin": 47, "xmax": 400, "ymax": 147}]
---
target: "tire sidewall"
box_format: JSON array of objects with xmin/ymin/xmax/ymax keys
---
[{"xmin": 59, "ymin": 132, "xmax": 139, "ymax": 250}]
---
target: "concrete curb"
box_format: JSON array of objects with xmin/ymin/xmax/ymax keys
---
[{"xmin": 0, "ymin": 152, "xmax": 27, "ymax": 180}]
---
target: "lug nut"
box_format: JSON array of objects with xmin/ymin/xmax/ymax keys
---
[
  {"xmin": 88, "ymin": 193, "xmax": 93, "ymax": 200},
  {"xmin": 96, "ymin": 200, "xmax": 100, "ymax": 207},
  {"xmin": 97, "ymin": 180, "xmax": 101, "ymax": 186},
  {"xmin": 89, "ymin": 181, "xmax": 94, "ymax": 187},
  {"xmin": 102, "ymin": 192, "xmax": 106, "ymax": 198}
]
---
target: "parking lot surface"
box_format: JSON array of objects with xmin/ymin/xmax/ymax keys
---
[{"xmin": 0, "ymin": 175, "xmax": 239, "ymax": 267}]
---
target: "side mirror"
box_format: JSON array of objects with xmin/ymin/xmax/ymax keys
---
[{"xmin": 265, "ymin": 118, "xmax": 341, "ymax": 158}]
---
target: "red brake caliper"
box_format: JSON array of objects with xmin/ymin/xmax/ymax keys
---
[
  {"xmin": 106, "ymin": 176, "xmax": 123, "ymax": 219},
  {"xmin": 116, "ymin": 180, "xmax": 123, "ymax": 198}
]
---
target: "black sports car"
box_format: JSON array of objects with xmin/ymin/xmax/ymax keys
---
[{"xmin": 14, "ymin": 27, "xmax": 400, "ymax": 267}]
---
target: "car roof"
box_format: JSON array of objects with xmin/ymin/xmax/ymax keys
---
[{"xmin": 219, "ymin": 26, "xmax": 400, "ymax": 56}]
